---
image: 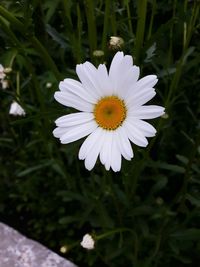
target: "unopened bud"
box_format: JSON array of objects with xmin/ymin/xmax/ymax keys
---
[
  {"xmin": 93, "ymin": 50, "xmax": 104, "ymax": 58},
  {"xmin": 80, "ymin": 234, "xmax": 95, "ymax": 250},
  {"xmin": 156, "ymin": 197, "xmax": 164, "ymax": 205},
  {"xmin": 161, "ymin": 113, "xmax": 169, "ymax": 119},
  {"xmin": 4, "ymin": 67, "xmax": 12, "ymax": 74},
  {"xmin": 109, "ymin": 36, "xmax": 124, "ymax": 50},
  {"xmin": 60, "ymin": 245, "xmax": 68, "ymax": 253},
  {"xmin": 46, "ymin": 82, "xmax": 52, "ymax": 88}
]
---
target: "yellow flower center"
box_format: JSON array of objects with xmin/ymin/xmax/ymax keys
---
[{"xmin": 94, "ymin": 96, "xmax": 127, "ymax": 130}]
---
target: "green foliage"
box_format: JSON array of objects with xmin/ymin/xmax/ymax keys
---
[{"xmin": 0, "ymin": 0, "xmax": 200, "ymax": 266}]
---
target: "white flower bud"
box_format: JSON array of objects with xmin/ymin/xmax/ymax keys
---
[
  {"xmin": 80, "ymin": 234, "xmax": 95, "ymax": 250},
  {"xmin": 109, "ymin": 36, "xmax": 124, "ymax": 50},
  {"xmin": 60, "ymin": 245, "xmax": 68, "ymax": 253},
  {"xmin": 4, "ymin": 67, "xmax": 12, "ymax": 74},
  {"xmin": 46, "ymin": 82, "xmax": 52, "ymax": 88},
  {"xmin": 9, "ymin": 101, "xmax": 26, "ymax": 116}
]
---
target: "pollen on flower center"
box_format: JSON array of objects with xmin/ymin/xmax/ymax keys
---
[{"xmin": 94, "ymin": 96, "xmax": 127, "ymax": 130}]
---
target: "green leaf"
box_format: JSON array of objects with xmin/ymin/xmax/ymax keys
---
[
  {"xmin": 186, "ymin": 193, "xmax": 200, "ymax": 208},
  {"xmin": 144, "ymin": 42, "xmax": 156, "ymax": 63},
  {"xmin": 59, "ymin": 216, "xmax": 79, "ymax": 225},
  {"xmin": 173, "ymin": 255, "xmax": 192, "ymax": 264},
  {"xmin": 151, "ymin": 176, "xmax": 168, "ymax": 194},
  {"xmin": 176, "ymin": 154, "xmax": 189, "ymax": 165},
  {"xmin": 149, "ymin": 161, "xmax": 185, "ymax": 173},
  {"xmin": 56, "ymin": 191, "xmax": 84, "ymax": 202},
  {"xmin": 170, "ymin": 228, "xmax": 200, "ymax": 241},
  {"xmin": 182, "ymin": 46, "xmax": 195, "ymax": 65},
  {"xmin": 17, "ymin": 160, "xmax": 53, "ymax": 177},
  {"xmin": 46, "ymin": 24, "xmax": 68, "ymax": 48},
  {"xmin": 95, "ymin": 200, "xmax": 114, "ymax": 228},
  {"xmin": 158, "ymin": 67, "xmax": 176, "ymax": 78},
  {"xmin": 51, "ymin": 162, "xmax": 66, "ymax": 179},
  {"xmin": 169, "ymin": 240, "xmax": 180, "ymax": 255},
  {"xmin": 131, "ymin": 205, "xmax": 154, "ymax": 216}
]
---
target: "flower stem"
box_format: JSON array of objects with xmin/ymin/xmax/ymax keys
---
[
  {"xmin": 101, "ymin": 0, "xmax": 111, "ymax": 51},
  {"xmin": 16, "ymin": 72, "xmax": 20, "ymax": 98},
  {"xmin": 126, "ymin": 1, "xmax": 133, "ymax": 37},
  {"xmin": 110, "ymin": 2, "xmax": 117, "ymax": 36},
  {"xmin": 134, "ymin": 0, "xmax": 147, "ymax": 64},
  {"xmin": 147, "ymin": 0, "xmax": 156, "ymax": 40},
  {"xmin": 84, "ymin": 0, "xmax": 97, "ymax": 58},
  {"xmin": 96, "ymin": 227, "xmax": 135, "ymax": 240}
]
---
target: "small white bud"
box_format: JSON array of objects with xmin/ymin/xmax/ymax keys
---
[
  {"xmin": 4, "ymin": 67, "xmax": 12, "ymax": 74},
  {"xmin": 46, "ymin": 82, "xmax": 52, "ymax": 88},
  {"xmin": 60, "ymin": 245, "xmax": 68, "ymax": 253},
  {"xmin": 109, "ymin": 36, "xmax": 124, "ymax": 50},
  {"xmin": 9, "ymin": 101, "xmax": 26, "ymax": 116},
  {"xmin": 80, "ymin": 234, "xmax": 95, "ymax": 250}
]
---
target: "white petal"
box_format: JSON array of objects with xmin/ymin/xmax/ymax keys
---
[
  {"xmin": 109, "ymin": 53, "xmax": 133, "ymax": 93},
  {"xmin": 123, "ymin": 120, "xmax": 148, "ymax": 147},
  {"xmin": 59, "ymin": 79, "xmax": 96, "ymax": 103},
  {"xmin": 129, "ymin": 105, "xmax": 165, "ymax": 119},
  {"xmin": 109, "ymin": 52, "xmax": 124, "ymax": 80},
  {"xmin": 109, "ymin": 52, "xmax": 124, "ymax": 91},
  {"xmin": 84, "ymin": 129, "xmax": 105, "ymax": 171},
  {"xmin": 127, "ymin": 88, "xmax": 156, "ymax": 107},
  {"xmin": 76, "ymin": 63, "xmax": 101, "ymax": 99},
  {"xmin": 99, "ymin": 131, "xmax": 110, "ymax": 165},
  {"xmin": 127, "ymin": 119, "xmax": 156, "ymax": 137},
  {"xmin": 125, "ymin": 75, "xmax": 158, "ymax": 100},
  {"xmin": 55, "ymin": 112, "xmax": 93, "ymax": 127},
  {"xmin": 117, "ymin": 66, "xmax": 140, "ymax": 99},
  {"xmin": 115, "ymin": 55, "xmax": 133, "ymax": 82},
  {"xmin": 110, "ymin": 133, "xmax": 122, "ymax": 172},
  {"xmin": 96, "ymin": 64, "xmax": 112, "ymax": 95},
  {"xmin": 100, "ymin": 131, "xmax": 113, "ymax": 171},
  {"xmin": 53, "ymin": 127, "xmax": 69, "ymax": 138},
  {"xmin": 116, "ymin": 126, "xmax": 134, "ymax": 160},
  {"xmin": 84, "ymin": 62, "xmax": 104, "ymax": 96},
  {"xmin": 60, "ymin": 121, "xmax": 98, "ymax": 144},
  {"xmin": 79, "ymin": 127, "xmax": 102, "ymax": 160},
  {"xmin": 136, "ymin": 75, "xmax": 158, "ymax": 89},
  {"xmin": 54, "ymin": 91, "xmax": 93, "ymax": 112}
]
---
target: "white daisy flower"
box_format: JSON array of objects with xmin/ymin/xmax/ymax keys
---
[
  {"xmin": 1, "ymin": 79, "xmax": 9, "ymax": 90},
  {"xmin": 53, "ymin": 52, "xmax": 165, "ymax": 172},
  {"xmin": 80, "ymin": 234, "xmax": 95, "ymax": 250},
  {"xmin": 0, "ymin": 64, "xmax": 6, "ymax": 80},
  {"xmin": 9, "ymin": 101, "xmax": 26, "ymax": 116}
]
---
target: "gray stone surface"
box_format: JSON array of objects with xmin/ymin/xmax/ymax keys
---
[{"xmin": 0, "ymin": 222, "xmax": 77, "ymax": 267}]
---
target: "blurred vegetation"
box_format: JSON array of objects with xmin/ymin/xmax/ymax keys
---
[{"xmin": 0, "ymin": 0, "xmax": 200, "ymax": 266}]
